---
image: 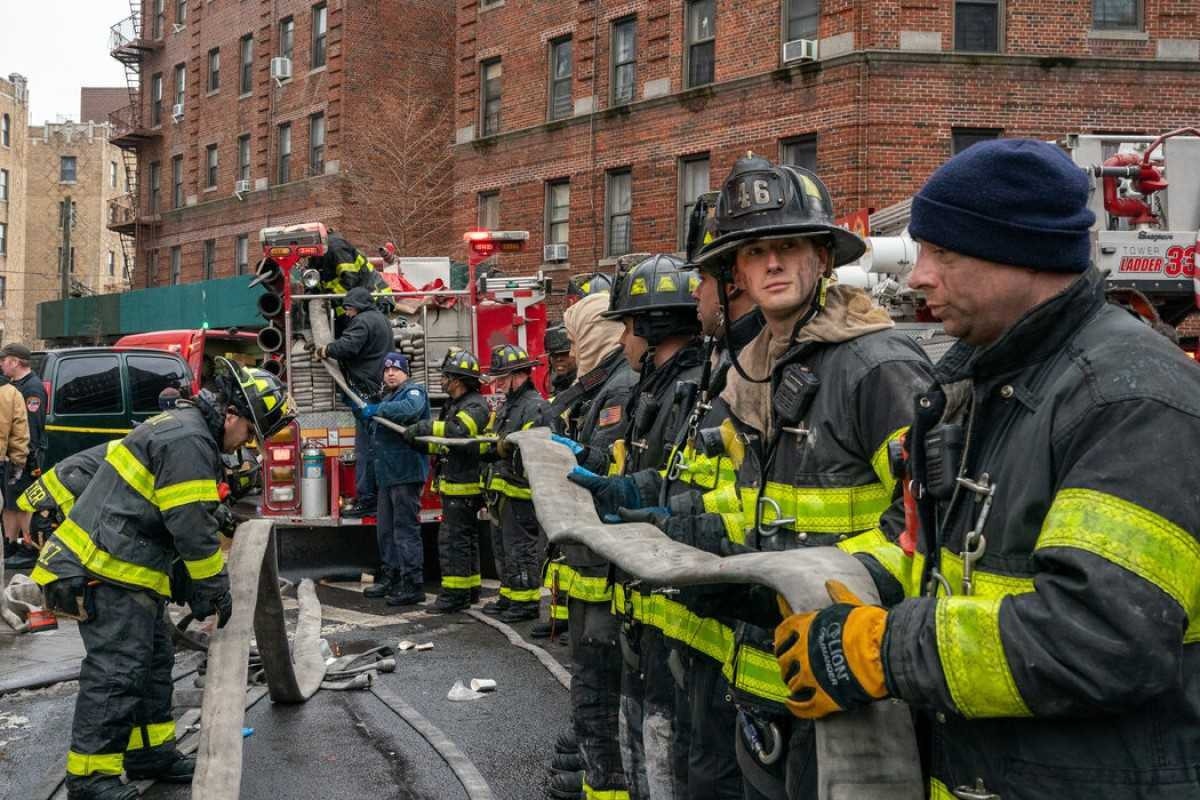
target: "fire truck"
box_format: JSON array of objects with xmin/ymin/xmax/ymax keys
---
[
  {"xmin": 835, "ymin": 128, "xmax": 1200, "ymax": 357},
  {"xmin": 250, "ymin": 223, "xmax": 551, "ymax": 577}
]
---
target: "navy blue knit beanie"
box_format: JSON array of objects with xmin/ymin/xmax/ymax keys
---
[{"xmin": 908, "ymin": 139, "xmax": 1095, "ymax": 272}]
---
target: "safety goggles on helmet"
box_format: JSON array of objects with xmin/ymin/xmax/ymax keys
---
[{"xmin": 215, "ymin": 356, "xmax": 296, "ymax": 442}]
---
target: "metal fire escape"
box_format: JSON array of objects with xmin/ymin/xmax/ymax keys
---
[{"xmin": 106, "ymin": 0, "xmax": 161, "ymax": 285}]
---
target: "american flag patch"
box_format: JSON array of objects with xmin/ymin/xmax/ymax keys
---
[{"xmin": 597, "ymin": 405, "xmax": 622, "ymax": 427}]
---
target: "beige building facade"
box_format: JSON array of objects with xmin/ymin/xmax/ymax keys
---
[
  {"xmin": 0, "ymin": 74, "xmax": 30, "ymax": 344},
  {"xmin": 24, "ymin": 120, "xmax": 132, "ymax": 338}
]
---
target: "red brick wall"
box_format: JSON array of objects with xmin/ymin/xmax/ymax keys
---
[
  {"xmin": 80, "ymin": 88, "xmax": 129, "ymax": 124},
  {"xmin": 451, "ymin": 0, "xmax": 1200, "ymax": 286}
]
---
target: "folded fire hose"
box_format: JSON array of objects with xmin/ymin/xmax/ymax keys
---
[{"xmin": 509, "ymin": 428, "xmax": 923, "ymax": 800}]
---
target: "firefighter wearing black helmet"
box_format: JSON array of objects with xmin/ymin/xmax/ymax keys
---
[
  {"xmin": 567, "ymin": 270, "xmax": 615, "ymax": 306},
  {"xmin": 645, "ymin": 154, "xmax": 933, "ymax": 798},
  {"xmin": 480, "ymin": 344, "xmax": 554, "ymax": 623},
  {"xmin": 544, "ymin": 325, "xmax": 577, "ymax": 397},
  {"xmin": 32, "ymin": 359, "xmax": 294, "ymax": 800},
  {"xmin": 404, "ymin": 349, "xmax": 491, "ymax": 613}
]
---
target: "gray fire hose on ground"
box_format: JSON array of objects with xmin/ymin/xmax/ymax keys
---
[
  {"xmin": 509, "ymin": 428, "xmax": 923, "ymax": 800},
  {"xmin": 192, "ymin": 519, "xmax": 327, "ymax": 800}
]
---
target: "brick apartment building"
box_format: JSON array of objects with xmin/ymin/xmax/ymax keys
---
[
  {"xmin": 451, "ymin": 0, "xmax": 1200, "ymax": 278},
  {"xmin": 0, "ymin": 74, "xmax": 30, "ymax": 342},
  {"xmin": 108, "ymin": 0, "xmax": 455, "ymax": 288}
]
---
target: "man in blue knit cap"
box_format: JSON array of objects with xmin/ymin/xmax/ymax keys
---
[{"xmin": 773, "ymin": 139, "xmax": 1200, "ymax": 799}]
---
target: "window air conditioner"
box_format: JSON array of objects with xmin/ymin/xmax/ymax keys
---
[
  {"xmin": 544, "ymin": 243, "xmax": 569, "ymax": 262},
  {"xmin": 270, "ymin": 57, "xmax": 292, "ymax": 82},
  {"xmin": 234, "ymin": 179, "xmax": 252, "ymax": 195},
  {"xmin": 782, "ymin": 38, "xmax": 818, "ymax": 64},
  {"xmin": 171, "ymin": 103, "xmax": 185, "ymax": 121}
]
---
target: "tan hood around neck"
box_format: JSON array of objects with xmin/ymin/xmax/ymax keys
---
[
  {"xmin": 563, "ymin": 293, "xmax": 624, "ymax": 376},
  {"xmin": 721, "ymin": 283, "xmax": 894, "ymax": 435}
]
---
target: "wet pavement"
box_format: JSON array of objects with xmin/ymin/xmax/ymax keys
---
[{"xmin": 0, "ymin": 581, "xmax": 574, "ymax": 800}]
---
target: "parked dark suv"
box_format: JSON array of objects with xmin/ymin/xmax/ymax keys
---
[{"xmin": 31, "ymin": 347, "xmax": 193, "ymax": 468}]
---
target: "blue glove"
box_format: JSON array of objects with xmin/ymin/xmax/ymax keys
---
[
  {"xmin": 551, "ymin": 434, "xmax": 584, "ymax": 456},
  {"xmin": 359, "ymin": 403, "xmax": 380, "ymax": 419},
  {"xmin": 568, "ymin": 466, "xmax": 644, "ymax": 521}
]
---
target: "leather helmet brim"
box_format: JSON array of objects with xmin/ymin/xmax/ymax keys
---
[{"xmin": 694, "ymin": 225, "xmax": 867, "ymax": 273}]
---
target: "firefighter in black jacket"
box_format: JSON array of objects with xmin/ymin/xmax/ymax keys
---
[
  {"xmin": 404, "ymin": 349, "xmax": 491, "ymax": 613},
  {"xmin": 316, "ymin": 285, "xmax": 394, "ymax": 516},
  {"xmin": 775, "ymin": 140, "xmax": 1200, "ymax": 800},
  {"xmin": 545, "ymin": 325, "xmax": 577, "ymax": 397},
  {"xmin": 482, "ymin": 344, "xmax": 554, "ymax": 623},
  {"xmin": 31, "ymin": 359, "xmax": 293, "ymax": 800}
]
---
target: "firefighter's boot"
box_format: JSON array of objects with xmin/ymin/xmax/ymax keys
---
[
  {"xmin": 530, "ymin": 619, "xmax": 568, "ymax": 639},
  {"xmin": 385, "ymin": 577, "xmax": 425, "ymax": 608},
  {"xmin": 550, "ymin": 750, "xmax": 584, "ymax": 773},
  {"xmin": 430, "ymin": 590, "xmax": 471, "ymax": 614},
  {"xmin": 124, "ymin": 749, "xmax": 196, "ymax": 783},
  {"xmin": 555, "ymin": 730, "xmax": 579, "ymax": 755},
  {"xmin": 547, "ymin": 769, "xmax": 585, "ymax": 800},
  {"xmin": 499, "ymin": 601, "xmax": 539, "ymax": 623},
  {"xmin": 364, "ymin": 568, "xmax": 397, "ymax": 599},
  {"xmin": 469, "ymin": 587, "xmax": 481, "ymax": 604},
  {"xmin": 66, "ymin": 777, "xmax": 140, "ymax": 800},
  {"xmin": 481, "ymin": 596, "xmax": 511, "ymax": 617}
]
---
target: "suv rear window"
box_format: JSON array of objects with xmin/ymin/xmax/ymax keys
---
[
  {"xmin": 55, "ymin": 356, "xmax": 123, "ymax": 415},
  {"xmin": 129, "ymin": 355, "xmax": 190, "ymax": 413}
]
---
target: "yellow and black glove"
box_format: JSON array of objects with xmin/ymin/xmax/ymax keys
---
[{"xmin": 773, "ymin": 580, "xmax": 889, "ymax": 719}]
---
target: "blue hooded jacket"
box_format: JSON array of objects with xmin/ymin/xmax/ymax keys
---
[{"xmin": 371, "ymin": 378, "xmax": 431, "ymax": 487}]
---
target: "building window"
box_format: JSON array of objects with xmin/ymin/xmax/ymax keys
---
[
  {"xmin": 235, "ymin": 234, "xmax": 249, "ymax": 275},
  {"xmin": 151, "ymin": 73, "xmax": 163, "ymax": 126},
  {"xmin": 548, "ymin": 37, "xmax": 573, "ymax": 121},
  {"xmin": 0, "ymin": 114, "xmax": 8, "ymax": 147},
  {"xmin": 60, "ymin": 156, "xmax": 78, "ymax": 183},
  {"xmin": 208, "ymin": 48, "xmax": 220, "ymax": 92},
  {"xmin": 170, "ymin": 246, "xmax": 182, "ymax": 284},
  {"xmin": 780, "ymin": 134, "xmax": 817, "ymax": 171},
  {"xmin": 678, "ymin": 155, "xmax": 710, "ymax": 248},
  {"xmin": 480, "ymin": 59, "xmax": 501, "ymax": 137},
  {"xmin": 309, "ymin": 113, "xmax": 325, "ymax": 175},
  {"xmin": 59, "ymin": 246, "xmax": 76, "ymax": 273},
  {"xmin": 205, "ymin": 143, "xmax": 218, "ymax": 188},
  {"xmin": 478, "ymin": 191, "xmax": 499, "ymax": 230},
  {"xmin": 176, "ymin": 0, "xmax": 186, "ymax": 26},
  {"xmin": 277, "ymin": 123, "xmax": 291, "ymax": 184},
  {"xmin": 1093, "ymin": 0, "xmax": 1141, "ymax": 30},
  {"xmin": 174, "ymin": 63, "xmax": 186, "ymax": 110},
  {"xmin": 312, "ymin": 3, "xmax": 328, "ymax": 69},
  {"xmin": 612, "ymin": 18, "xmax": 637, "ymax": 105},
  {"xmin": 279, "ymin": 17, "xmax": 294, "ymax": 61},
  {"xmin": 545, "ymin": 180, "xmax": 570, "ymax": 245},
  {"xmin": 0, "ymin": 169, "xmax": 8, "ymax": 201},
  {"xmin": 171, "ymin": 154, "xmax": 183, "ymax": 209},
  {"xmin": 785, "ymin": 0, "xmax": 819, "ymax": 41},
  {"xmin": 107, "ymin": 251, "xmax": 116, "ymax": 277},
  {"xmin": 955, "ymin": 1, "xmax": 1001, "ymax": 52},
  {"xmin": 237, "ymin": 134, "xmax": 251, "ymax": 181},
  {"xmin": 203, "ymin": 238, "xmax": 216, "ymax": 279},
  {"xmin": 152, "ymin": 0, "xmax": 165, "ymax": 38},
  {"xmin": 59, "ymin": 200, "xmax": 77, "ymax": 227},
  {"xmin": 240, "ymin": 34, "xmax": 254, "ymax": 94},
  {"xmin": 685, "ymin": 0, "xmax": 716, "ymax": 88},
  {"xmin": 0, "ymin": 223, "xmax": 6, "ymax": 256},
  {"xmin": 147, "ymin": 249, "xmax": 158, "ymax": 287},
  {"xmin": 606, "ymin": 169, "xmax": 632, "ymax": 257},
  {"xmin": 148, "ymin": 161, "xmax": 161, "ymax": 213},
  {"xmin": 0, "ymin": 276, "xmax": 6, "ymax": 306},
  {"xmin": 951, "ymin": 127, "xmax": 1003, "ymax": 155},
  {"xmin": 110, "ymin": 161, "xmax": 118, "ymax": 188}
]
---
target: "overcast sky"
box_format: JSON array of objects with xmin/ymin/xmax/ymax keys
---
[{"xmin": 2, "ymin": 0, "xmax": 130, "ymax": 125}]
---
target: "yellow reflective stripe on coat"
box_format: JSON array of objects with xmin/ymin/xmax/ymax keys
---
[
  {"xmin": 568, "ymin": 573, "xmax": 613, "ymax": 603},
  {"xmin": 722, "ymin": 644, "xmax": 790, "ymax": 705},
  {"xmin": 30, "ymin": 564, "xmax": 59, "ymax": 585},
  {"xmin": 702, "ymin": 484, "xmax": 747, "ymax": 543},
  {"xmin": 442, "ymin": 574, "xmax": 480, "ymax": 590},
  {"xmin": 1035, "ymin": 487, "xmax": 1200, "ymax": 622},
  {"xmin": 127, "ymin": 720, "xmax": 177, "ymax": 751},
  {"xmin": 583, "ymin": 783, "xmax": 630, "ymax": 800},
  {"xmin": 107, "ymin": 444, "xmax": 220, "ymax": 511},
  {"xmin": 870, "ymin": 426, "xmax": 907, "ymax": 494},
  {"xmin": 486, "ymin": 476, "xmax": 532, "ymax": 500},
  {"xmin": 107, "ymin": 443, "xmax": 156, "ymax": 502},
  {"xmin": 742, "ymin": 481, "xmax": 892, "ymax": 535},
  {"xmin": 838, "ymin": 529, "xmax": 914, "ymax": 593},
  {"xmin": 184, "ymin": 549, "xmax": 225, "ymax": 581},
  {"xmin": 432, "ymin": 420, "xmax": 447, "ymax": 437},
  {"xmin": 54, "ymin": 520, "xmax": 172, "ymax": 597},
  {"xmin": 654, "ymin": 594, "xmax": 734, "ymax": 666},
  {"xmin": 936, "ymin": 595, "xmax": 1032, "ymax": 718},
  {"xmin": 612, "ymin": 584, "xmax": 650, "ymax": 622},
  {"xmin": 929, "ymin": 779, "xmax": 956, "ymax": 800},
  {"xmin": 455, "ymin": 410, "xmax": 480, "ymax": 437},
  {"xmin": 157, "ymin": 479, "xmax": 221, "ymax": 511},
  {"xmin": 437, "ymin": 478, "xmax": 482, "ymax": 496},
  {"xmin": 67, "ymin": 750, "xmax": 124, "ymax": 776}
]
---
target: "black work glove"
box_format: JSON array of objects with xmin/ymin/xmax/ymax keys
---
[
  {"xmin": 42, "ymin": 576, "xmax": 88, "ymax": 618},
  {"xmin": 190, "ymin": 571, "xmax": 233, "ymax": 629},
  {"xmin": 404, "ymin": 419, "xmax": 434, "ymax": 445},
  {"xmin": 618, "ymin": 507, "xmax": 730, "ymax": 556},
  {"xmin": 213, "ymin": 504, "xmax": 250, "ymax": 537}
]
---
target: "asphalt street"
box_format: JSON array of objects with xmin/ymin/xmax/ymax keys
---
[{"xmin": 0, "ymin": 582, "xmax": 574, "ymax": 800}]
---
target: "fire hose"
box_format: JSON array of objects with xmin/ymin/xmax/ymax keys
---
[{"xmin": 509, "ymin": 428, "xmax": 923, "ymax": 800}]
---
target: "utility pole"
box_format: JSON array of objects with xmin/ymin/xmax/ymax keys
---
[{"xmin": 60, "ymin": 195, "xmax": 72, "ymax": 300}]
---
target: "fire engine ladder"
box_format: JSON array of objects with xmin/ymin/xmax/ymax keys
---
[{"xmin": 106, "ymin": 0, "xmax": 159, "ymax": 284}]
